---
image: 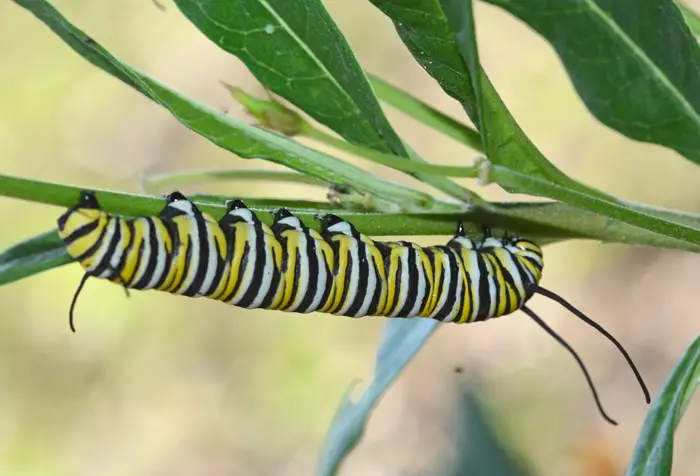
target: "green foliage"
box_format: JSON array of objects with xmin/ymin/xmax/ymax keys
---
[
  {"xmin": 10, "ymin": 0, "xmax": 436, "ymax": 213},
  {"xmin": 2, "ymin": 0, "xmax": 700, "ymax": 474},
  {"xmin": 627, "ymin": 336, "xmax": 700, "ymax": 476},
  {"xmin": 486, "ymin": 0, "xmax": 700, "ymax": 167}
]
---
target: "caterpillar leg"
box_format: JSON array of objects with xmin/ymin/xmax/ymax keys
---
[
  {"xmin": 160, "ymin": 191, "xmax": 199, "ymax": 218},
  {"xmin": 272, "ymin": 207, "xmax": 295, "ymax": 226},
  {"xmin": 318, "ymin": 213, "xmax": 349, "ymax": 234},
  {"xmin": 225, "ymin": 199, "xmax": 247, "ymax": 212},
  {"xmin": 221, "ymin": 199, "xmax": 266, "ymax": 227}
]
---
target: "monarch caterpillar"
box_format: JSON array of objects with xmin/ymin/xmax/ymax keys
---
[{"xmin": 58, "ymin": 190, "xmax": 650, "ymax": 424}]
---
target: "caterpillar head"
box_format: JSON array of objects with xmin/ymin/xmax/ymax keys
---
[
  {"xmin": 477, "ymin": 233, "xmax": 542, "ymax": 256},
  {"xmin": 57, "ymin": 190, "xmax": 102, "ymax": 236},
  {"xmin": 503, "ymin": 236, "xmax": 543, "ymax": 256},
  {"xmin": 505, "ymin": 236, "xmax": 545, "ymax": 297}
]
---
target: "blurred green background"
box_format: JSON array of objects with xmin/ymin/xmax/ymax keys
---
[{"xmin": 1, "ymin": 1, "xmax": 699, "ymax": 475}]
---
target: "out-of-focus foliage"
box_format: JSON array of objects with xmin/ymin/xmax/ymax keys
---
[
  {"xmin": 317, "ymin": 319, "xmax": 438, "ymax": 476},
  {"xmin": 444, "ymin": 381, "xmax": 534, "ymax": 476}
]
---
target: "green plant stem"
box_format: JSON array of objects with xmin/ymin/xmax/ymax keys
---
[
  {"xmin": 400, "ymin": 140, "xmax": 483, "ymax": 204},
  {"xmin": 368, "ymin": 74, "xmax": 483, "ymax": 151},
  {"xmin": 0, "ymin": 173, "xmax": 470, "ymax": 236},
  {"xmin": 143, "ymin": 169, "xmax": 326, "ymax": 193},
  {"xmin": 486, "ymin": 165, "xmax": 700, "ymax": 246},
  {"xmin": 4, "ymin": 173, "xmax": 700, "ymax": 252}
]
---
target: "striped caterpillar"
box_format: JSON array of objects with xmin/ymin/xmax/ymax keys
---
[{"xmin": 57, "ymin": 190, "xmax": 650, "ymax": 423}]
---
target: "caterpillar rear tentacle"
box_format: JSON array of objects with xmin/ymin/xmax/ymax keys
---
[{"xmin": 57, "ymin": 190, "xmax": 650, "ymax": 424}]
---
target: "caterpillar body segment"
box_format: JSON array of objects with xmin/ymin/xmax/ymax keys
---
[{"xmin": 57, "ymin": 191, "xmax": 544, "ymax": 322}]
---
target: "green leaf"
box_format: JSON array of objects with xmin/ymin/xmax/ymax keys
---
[
  {"xmin": 10, "ymin": 0, "xmax": 438, "ymax": 213},
  {"xmin": 485, "ymin": 0, "xmax": 700, "ymax": 167},
  {"xmin": 369, "ymin": 0, "xmax": 572, "ymax": 184},
  {"xmin": 316, "ymin": 319, "xmax": 439, "ymax": 476},
  {"xmin": 0, "ymin": 230, "xmax": 71, "ymax": 285},
  {"xmin": 369, "ymin": 0, "xmax": 479, "ymax": 124},
  {"xmin": 172, "ymin": 0, "xmax": 408, "ymax": 156},
  {"xmin": 626, "ymin": 335, "xmax": 700, "ymax": 476}
]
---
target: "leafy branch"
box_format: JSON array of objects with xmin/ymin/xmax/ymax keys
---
[{"xmin": 2, "ymin": 1, "xmax": 699, "ymax": 475}]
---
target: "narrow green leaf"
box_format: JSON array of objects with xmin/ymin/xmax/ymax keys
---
[
  {"xmin": 0, "ymin": 174, "xmax": 461, "ymax": 286},
  {"xmin": 172, "ymin": 0, "xmax": 408, "ymax": 157},
  {"xmin": 316, "ymin": 319, "xmax": 439, "ymax": 476},
  {"xmin": 369, "ymin": 0, "xmax": 572, "ymax": 185},
  {"xmin": 220, "ymin": 82, "xmax": 479, "ymax": 203},
  {"xmin": 485, "ymin": 0, "xmax": 700, "ymax": 167},
  {"xmin": 0, "ymin": 230, "xmax": 72, "ymax": 285},
  {"xmin": 186, "ymin": 195, "xmax": 344, "ymax": 211},
  {"xmin": 142, "ymin": 169, "xmax": 326, "ymax": 193},
  {"xmin": 368, "ymin": 74, "xmax": 483, "ymax": 151},
  {"xmin": 626, "ymin": 335, "xmax": 700, "ymax": 476},
  {"xmin": 303, "ymin": 126, "xmax": 482, "ymax": 178},
  {"xmin": 10, "ymin": 0, "xmax": 437, "ymax": 213}
]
